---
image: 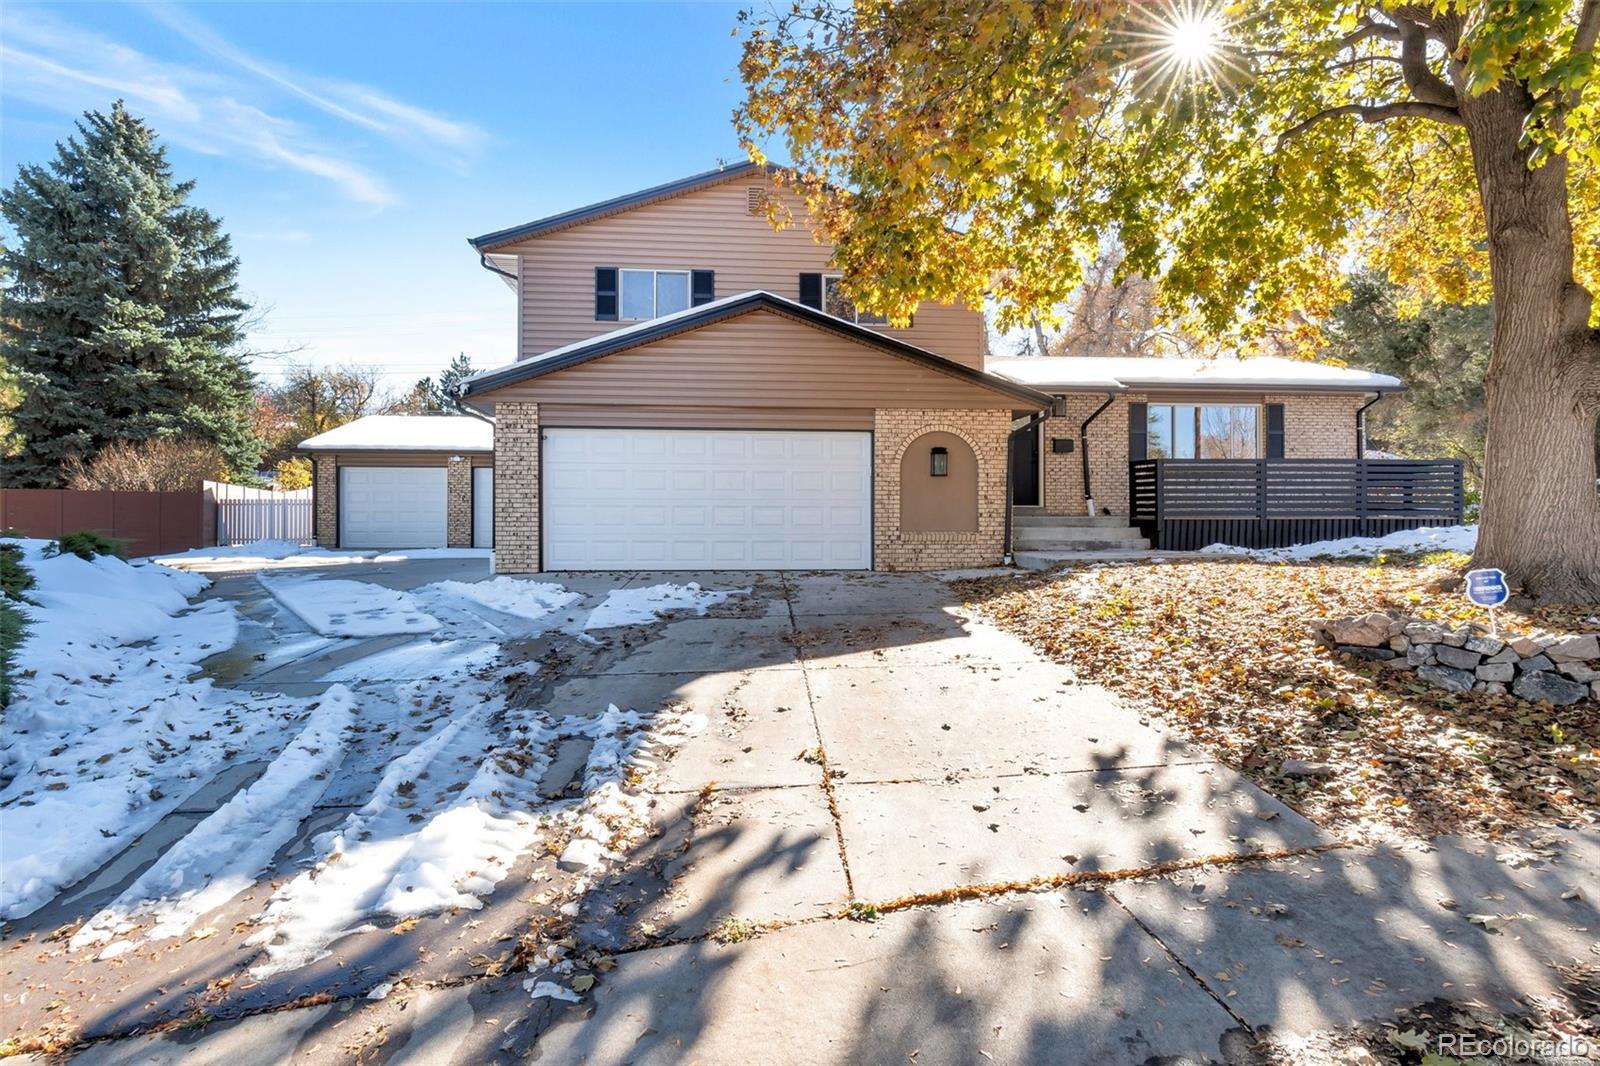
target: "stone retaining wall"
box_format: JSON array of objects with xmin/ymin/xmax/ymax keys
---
[{"xmin": 1314, "ymin": 612, "xmax": 1598, "ymax": 705}]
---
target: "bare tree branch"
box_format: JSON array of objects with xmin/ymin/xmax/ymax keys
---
[
  {"xmin": 1394, "ymin": 16, "xmax": 1459, "ymax": 106},
  {"xmin": 1277, "ymin": 100, "xmax": 1463, "ymax": 143}
]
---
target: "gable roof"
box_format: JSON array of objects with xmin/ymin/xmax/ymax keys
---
[
  {"xmin": 469, "ymin": 161, "xmax": 773, "ymax": 253},
  {"xmin": 986, "ymin": 355, "xmax": 1403, "ymax": 393},
  {"xmin": 299, "ymin": 415, "xmax": 493, "ymax": 453},
  {"xmin": 461, "ymin": 290, "xmax": 1054, "ymax": 408}
]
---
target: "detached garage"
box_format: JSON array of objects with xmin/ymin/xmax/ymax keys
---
[{"xmin": 300, "ymin": 415, "xmax": 494, "ymax": 550}]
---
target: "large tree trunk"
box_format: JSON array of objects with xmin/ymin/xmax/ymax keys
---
[{"xmin": 1461, "ymin": 83, "xmax": 1600, "ymax": 603}]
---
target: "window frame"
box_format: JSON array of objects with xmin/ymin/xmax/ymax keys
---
[
  {"xmin": 822, "ymin": 273, "xmax": 890, "ymax": 326},
  {"xmin": 1145, "ymin": 402, "xmax": 1262, "ymax": 460},
  {"xmin": 617, "ymin": 268, "xmax": 693, "ymax": 322}
]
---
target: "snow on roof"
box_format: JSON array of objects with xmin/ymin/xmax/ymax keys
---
[
  {"xmin": 985, "ymin": 356, "xmax": 1402, "ymax": 392},
  {"xmin": 299, "ymin": 415, "xmax": 493, "ymax": 452}
]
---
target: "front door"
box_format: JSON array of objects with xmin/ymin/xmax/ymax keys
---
[{"xmin": 1009, "ymin": 422, "xmax": 1042, "ymax": 507}]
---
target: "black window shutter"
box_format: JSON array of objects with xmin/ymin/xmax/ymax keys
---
[
  {"xmin": 798, "ymin": 272, "xmax": 823, "ymax": 310},
  {"xmin": 1128, "ymin": 402, "xmax": 1148, "ymax": 461},
  {"xmin": 594, "ymin": 267, "xmax": 618, "ymax": 321},
  {"xmin": 1265, "ymin": 403, "xmax": 1285, "ymax": 458},
  {"xmin": 691, "ymin": 270, "xmax": 715, "ymax": 306}
]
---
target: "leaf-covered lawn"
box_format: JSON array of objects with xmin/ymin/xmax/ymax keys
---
[{"xmin": 955, "ymin": 558, "xmax": 1599, "ymax": 842}]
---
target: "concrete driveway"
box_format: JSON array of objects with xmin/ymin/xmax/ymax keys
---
[{"xmin": 6, "ymin": 561, "xmax": 1595, "ymax": 1065}]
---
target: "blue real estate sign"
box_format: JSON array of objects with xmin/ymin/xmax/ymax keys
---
[{"xmin": 1464, "ymin": 568, "xmax": 1510, "ymax": 607}]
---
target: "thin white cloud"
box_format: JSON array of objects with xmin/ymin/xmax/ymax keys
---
[
  {"xmin": 0, "ymin": 6, "xmax": 434, "ymax": 206},
  {"xmin": 141, "ymin": 2, "xmax": 487, "ymax": 158}
]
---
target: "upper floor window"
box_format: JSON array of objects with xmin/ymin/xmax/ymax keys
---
[
  {"xmin": 620, "ymin": 269, "xmax": 691, "ymax": 321},
  {"xmin": 1147, "ymin": 404, "xmax": 1259, "ymax": 459},
  {"xmin": 823, "ymin": 274, "xmax": 889, "ymax": 325}
]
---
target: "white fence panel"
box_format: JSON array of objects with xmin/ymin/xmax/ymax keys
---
[{"xmin": 206, "ymin": 481, "xmax": 313, "ymax": 546}]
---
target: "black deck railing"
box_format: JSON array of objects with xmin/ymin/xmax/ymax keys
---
[{"xmin": 1128, "ymin": 458, "xmax": 1465, "ymax": 551}]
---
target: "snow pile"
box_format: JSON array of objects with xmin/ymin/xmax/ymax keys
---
[
  {"xmin": 259, "ymin": 575, "xmax": 441, "ymax": 637},
  {"xmin": 71, "ymin": 687, "xmax": 357, "ymax": 951},
  {"xmin": 0, "ymin": 540, "xmax": 304, "ymax": 919},
  {"xmin": 426, "ymin": 577, "xmax": 579, "ymax": 622},
  {"xmin": 1199, "ymin": 524, "xmax": 1477, "ymax": 562},
  {"xmin": 584, "ymin": 582, "xmax": 746, "ymax": 630}
]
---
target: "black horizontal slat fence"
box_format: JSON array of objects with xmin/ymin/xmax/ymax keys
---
[{"xmin": 1128, "ymin": 458, "xmax": 1464, "ymax": 550}]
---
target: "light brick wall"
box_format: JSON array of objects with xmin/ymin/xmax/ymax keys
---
[
  {"xmin": 873, "ymin": 408, "xmax": 1009, "ymax": 570},
  {"xmin": 312, "ymin": 455, "xmax": 338, "ymax": 547},
  {"xmin": 446, "ymin": 457, "xmax": 473, "ymax": 548},
  {"xmin": 1268, "ymin": 392, "xmax": 1363, "ymax": 458},
  {"xmin": 1040, "ymin": 393, "xmax": 1143, "ymax": 517},
  {"xmin": 1040, "ymin": 391, "xmax": 1366, "ymax": 516},
  {"xmin": 493, "ymin": 403, "xmax": 540, "ymax": 573}
]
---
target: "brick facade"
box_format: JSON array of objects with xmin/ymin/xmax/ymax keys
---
[
  {"xmin": 873, "ymin": 408, "xmax": 1010, "ymax": 570},
  {"xmin": 1038, "ymin": 391, "xmax": 1367, "ymax": 517},
  {"xmin": 313, "ymin": 454, "xmax": 339, "ymax": 547},
  {"xmin": 492, "ymin": 402, "xmax": 541, "ymax": 573},
  {"xmin": 1040, "ymin": 393, "xmax": 1145, "ymax": 517},
  {"xmin": 1267, "ymin": 392, "xmax": 1363, "ymax": 458},
  {"xmin": 446, "ymin": 457, "xmax": 473, "ymax": 548}
]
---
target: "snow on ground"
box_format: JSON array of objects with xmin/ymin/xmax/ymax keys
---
[
  {"xmin": 71, "ymin": 687, "xmax": 358, "ymax": 951},
  {"xmin": 0, "ymin": 540, "xmax": 308, "ymax": 920},
  {"xmin": 1199, "ymin": 524, "xmax": 1477, "ymax": 562},
  {"xmin": 584, "ymin": 582, "xmax": 746, "ymax": 630},
  {"xmin": 259, "ymin": 575, "xmax": 442, "ymax": 637},
  {"xmin": 371, "ymin": 548, "xmax": 491, "ymax": 563},
  {"xmin": 248, "ymin": 681, "xmax": 703, "ymax": 978},
  {"xmin": 319, "ymin": 639, "xmax": 499, "ymax": 682},
  {"xmin": 154, "ymin": 542, "xmax": 489, "ymax": 573},
  {"xmin": 422, "ymin": 577, "xmax": 580, "ymax": 623},
  {"xmin": 245, "ymin": 683, "xmax": 537, "ymax": 975}
]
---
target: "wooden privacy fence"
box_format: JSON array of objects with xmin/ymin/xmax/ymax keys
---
[
  {"xmin": 206, "ymin": 481, "xmax": 312, "ymax": 546},
  {"xmin": 0, "ymin": 488, "xmax": 214, "ymax": 557},
  {"xmin": 1129, "ymin": 458, "xmax": 1465, "ymax": 550}
]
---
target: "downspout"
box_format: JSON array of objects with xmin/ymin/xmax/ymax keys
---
[
  {"xmin": 1079, "ymin": 391, "xmax": 1117, "ymax": 516},
  {"xmin": 453, "ymin": 396, "xmax": 495, "ymax": 425},
  {"xmin": 477, "ymin": 252, "xmax": 517, "ymax": 283},
  {"xmin": 1354, "ymin": 393, "xmax": 1382, "ymax": 458},
  {"xmin": 1003, "ymin": 403, "xmax": 1059, "ymax": 565}
]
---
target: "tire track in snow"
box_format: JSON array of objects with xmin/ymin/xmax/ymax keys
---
[{"xmin": 71, "ymin": 686, "xmax": 359, "ymax": 955}]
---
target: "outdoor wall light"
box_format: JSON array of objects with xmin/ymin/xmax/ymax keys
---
[{"xmin": 930, "ymin": 446, "xmax": 949, "ymax": 477}]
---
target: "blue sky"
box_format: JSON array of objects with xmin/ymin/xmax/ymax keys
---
[{"xmin": 1, "ymin": 1, "xmax": 756, "ymax": 390}]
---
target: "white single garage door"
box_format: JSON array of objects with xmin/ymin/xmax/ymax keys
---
[
  {"xmin": 543, "ymin": 429, "xmax": 871, "ymax": 570},
  {"xmin": 339, "ymin": 466, "xmax": 447, "ymax": 549}
]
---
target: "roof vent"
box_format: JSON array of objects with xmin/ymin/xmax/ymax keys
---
[{"xmin": 746, "ymin": 186, "xmax": 769, "ymax": 215}]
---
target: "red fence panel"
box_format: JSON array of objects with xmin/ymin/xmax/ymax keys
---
[{"xmin": 0, "ymin": 488, "xmax": 211, "ymax": 557}]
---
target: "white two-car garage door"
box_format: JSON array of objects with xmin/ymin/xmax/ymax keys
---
[
  {"xmin": 339, "ymin": 467, "xmax": 447, "ymax": 548},
  {"xmin": 543, "ymin": 429, "xmax": 871, "ymax": 570}
]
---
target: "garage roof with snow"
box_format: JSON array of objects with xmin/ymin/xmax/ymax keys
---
[{"xmin": 299, "ymin": 415, "xmax": 494, "ymax": 453}]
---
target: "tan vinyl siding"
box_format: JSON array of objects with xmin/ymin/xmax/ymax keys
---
[
  {"xmin": 474, "ymin": 309, "xmax": 1023, "ymax": 424},
  {"xmin": 501, "ymin": 179, "xmax": 986, "ymax": 368}
]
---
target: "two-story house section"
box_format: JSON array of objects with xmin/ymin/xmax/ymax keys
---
[
  {"xmin": 301, "ymin": 161, "xmax": 1420, "ymax": 571},
  {"xmin": 455, "ymin": 161, "xmax": 1053, "ymax": 574}
]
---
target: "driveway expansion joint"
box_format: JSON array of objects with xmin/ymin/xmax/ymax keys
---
[{"xmin": 781, "ymin": 571, "xmax": 858, "ymax": 902}]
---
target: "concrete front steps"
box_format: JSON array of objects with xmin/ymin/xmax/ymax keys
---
[
  {"xmin": 1010, "ymin": 512, "xmax": 1157, "ymax": 570},
  {"xmin": 1012, "ymin": 513, "xmax": 1151, "ymax": 552}
]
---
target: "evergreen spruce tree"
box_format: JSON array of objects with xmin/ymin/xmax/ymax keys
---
[{"xmin": 0, "ymin": 101, "xmax": 262, "ymax": 486}]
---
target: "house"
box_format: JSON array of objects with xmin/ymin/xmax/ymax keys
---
[{"xmin": 302, "ymin": 162, "xmax": 1460, "ymax": 570}]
